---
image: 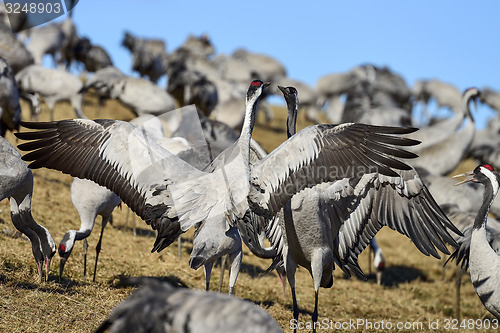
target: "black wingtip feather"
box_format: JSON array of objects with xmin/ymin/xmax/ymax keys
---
[
  {"xmin": 365, "ymin": 124, "xmax": 419, "ymax": 135},
  {"xmin": 18, "ymin": 120, "xmax": 58, "ymax": 130}
]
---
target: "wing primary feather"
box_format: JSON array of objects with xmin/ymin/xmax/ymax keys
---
[
  {"xmin": 364, "ymin": 125, "xmax": 419, "ymax": 135},
  {"xmin": 17, "ymin": 120, "xmax": 58, "ymax": 130},
  {"xmin": 415, "ymin": 203, "xmax": 451, "ymax": 255},
  {"xmin": 365, "ymin": 141, "xmax": 419, "ymax": 159},
  {"xmin": 366, "ymin": 131, "xmax": 420, "ymax": 146},
  {"xmin": 363, "ymin": 150, "xmax": 412, "ymax": 172}
]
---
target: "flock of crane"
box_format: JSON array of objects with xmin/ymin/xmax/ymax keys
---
[{"xmin": 1, "ymin": 9, "xmax": 500, "ymax": 333}]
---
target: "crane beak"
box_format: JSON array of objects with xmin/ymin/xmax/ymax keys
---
[
  {"xmin": 376, "ymin": 270, "xmax": 383, "ymax": 286},
  {"xmin": 36, "ymin": 260, "xmax": 43, "ymax": 282},
  {"xmin": 44, "ymin": 257, "xmax": 51, "ymax": 282},
  {"xmin": 452, "ymin": 171, "xmax": 476, "ymax": 185}
]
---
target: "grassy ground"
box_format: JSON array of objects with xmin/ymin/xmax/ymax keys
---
[{"xmin": 0, "ymin": 95, "xmax": 497, "ymax": 332}]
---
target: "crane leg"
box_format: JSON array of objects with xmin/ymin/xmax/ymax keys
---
[
  {"xmin": 312, "ymin": 290, "xmax": 319, "ymax": 333},
  {"xmin": 368, "ymin": 245, "xmax": 372, "ymax": 276},
  {"xmin": 455, "ymin": 265, "xmax": 465, "ymax": 322},
  {"xmin": 204, "ymin": 261, "xmax": 214, "ymax": 292},
  {"xmin": 217, "ymin": 255, "xmax": 227, "ymax": 293},
  {"xmin": 83, "ymin": 238, "xmax": 88, "ymax": 283},
  {"xmin": 93, "ymin": 220, "xmax": 107, "ymax": 282},
  {"xmin": 310, "ymin": 249, "xmax": 328, "ymax": 332},
  {"xmin": 291, "ymin": 286, "xmax": 299, "ymax": 332},
  {"xmin": 36, "ymin": 260, "xmax": 43, "ymax": 283},
  {"xmin": 177, "ymin": 235, "xmax": 182, "ymax": 258},
  {"xmin": 285, "ymin": 254, "xmax": 299, "ymax": 331},
  {"xmin": 227, "ymin": 250, "xmax": 242, "ymax": 296},
  {"xmin": 124, "ymin": 209, "xmax": 136, "ymax": 237}
]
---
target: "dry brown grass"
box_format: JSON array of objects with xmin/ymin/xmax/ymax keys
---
[{"xmin": 0, "ymin": 95, "xmax": 497, "ymax": 332}]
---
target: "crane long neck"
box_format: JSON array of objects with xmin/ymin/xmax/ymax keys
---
[
  {"xmin": 75, "ymin": 226, "xmax": 92, "ymax": 240},
  {"xmin": 239, "ymin": 92, "xmax": 261, "ymax": 172},
  {"xmin": 475, "ymin": 178, "xmax": 499, "ymax": 229},
  {"xmin": 462, "ymin": 90, "xmax": 477, "ymax": 123},
  {"xmin": 286, "ymin": 102, "xmax": 298, "ymax": 139}
]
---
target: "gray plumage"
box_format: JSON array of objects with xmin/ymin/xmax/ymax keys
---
[
  {"xmin": 443, "ymin": 204, "xmax": 500, "ymax": 268},
  {"xmin": 58, "ymin": 177, "xmax": 121, "ymax": 282},
  {"xmin": 56, "ymin": 17, "xmax": 79, "ymax": 69},
  {"xmin": 467, "ymin": 87, "xmax": 500, "ymax": 167},
  {"xmin": 189, "ymin": 216, "xmax": 242, "ymax": 294},
  {"xmin": 131, "ymin": 112, "xmax": 242, "ymax": 293},
  {"xmin": 178, "ymin": 34, "xmax": 215, "ymax": 60},
  {"xmin": 190, "ymin": 139, "xmax": 268, "ymax": 295},
  {"xmin": 168, "ymin": 105, "xmax": 241, "ymax": 159},
  {"xmin": 272, "ymin": 78, "xmax": 321, "ymax": 123},
  {"xmin": 412, "ymin": 79, "xmax": 462, "ymax": 112},
  {"xmin": 479, "ymin": 87, "xmax": 500, "ymax": 113},
  {"xmin": 210, "ymin": 97, "xmax": 247, "ymax": 130},
  {"xmin": 316, "ymin": 71, "xmax": 356, "ymax": 102},
  {"xmin": 232, "ymin": 48, "xmax": 286, "ymax": 83},
  {"xmin": 340, "ymin": 65, "xmax": 412, "ymax": 127},
  {"xmin": 0, "ymin": 6, "xmax": 29, "ymax": 32},
  {"xmin": 0, "ymin": 136, "xmax": 56, "ymax": 281},
  {"xmin": 15, "ymin": 65, "xmax": 86, "ymax": 120},
  {"xmin": 166, "ymin": 51, "xmax": 218, "ymax": 117},
  {"xmin": 408, "ymin": 87, "xmax": 479, "ymax": 151},
  {"xmin": 26, "ymin": 18, "xmax": 77, "ymax": 66},
  {"xmin": 80, "ymin": 66, "xmax": 126, "ymax": 104},
  {"xmin": 26, "ymin": 23, "xmax": 64, "ymax": 64},
  {"xmin": 122, "ymin": 31, "xmax": 167, "ymax": 83},
  {"xmin": 246, "ymin": 86, "xmax": 460, "ymax": 332},
  {"xmin": 74, "ymin": 37, "xmax": 113, "ymax": 72},
  {"xmin": 0, "ymin": 57, "xmax": 21, "ymax": 136},
  {"xmin": 0, "ymin": 25, "xmax": 33, "ymax": 74},
  {"xmin": 449, "ymin": 165, "xmax": 500, "ymax": 319},
  {"xmin": 106, "ymin": 76, "xmax": 176, "ymax": 117},
  {"xmin": 15, "ymin": 81, "xmax": 421, "ymax": 266},
  {"xmin": 467, "ymin": 128, "xmax": 500, "ymax": 171},
  {"xmin": 409, "ymin": 88, "xmax": 480, "ymax": 175},
  {"xmin": 95, "ymin": 279, "xmax": 282, "ymax": 333}
]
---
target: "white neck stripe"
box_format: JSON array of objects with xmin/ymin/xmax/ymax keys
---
[{"xmin": 480, "ymin": 167, "xmax": 499, "ymax": 198}]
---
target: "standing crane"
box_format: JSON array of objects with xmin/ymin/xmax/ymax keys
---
[
  {"xmin": 0, "ymin": 136, "xmax": 55, "ymax": 281},
  {"xmin": 242, "ymin": 85, "xmax": 461, "ymax": 332},
  {"xmin": 450, "ymin": 164, "xmax": 500, "ymax": 319},
  {"xmin": 58, "ymin": 177, "xmax": 121, "ymax": 282}
]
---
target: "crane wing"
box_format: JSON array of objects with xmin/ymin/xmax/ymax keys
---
[
  {"xmin": 15, "ymin": 119, "xmax": 205, "ymax": 251},
  {"xmin": 248, "ymin": 123, "xmax": 419, "ymax": 218},
  {"xmin": 325, "ymin": 169, "xmax": 462, "ymax": 276}
]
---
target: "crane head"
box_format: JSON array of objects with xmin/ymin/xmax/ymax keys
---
[
  {"xmin": 453, "ymin": 164, "xmax": 496, "ymax": 186},
  {"xmin": 58, "ymin": 230, "xmax": 77, "ymax": 280},
  {"xmin": 278, "ymin": 86, "xmax": 298, "ymax": 104}
]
